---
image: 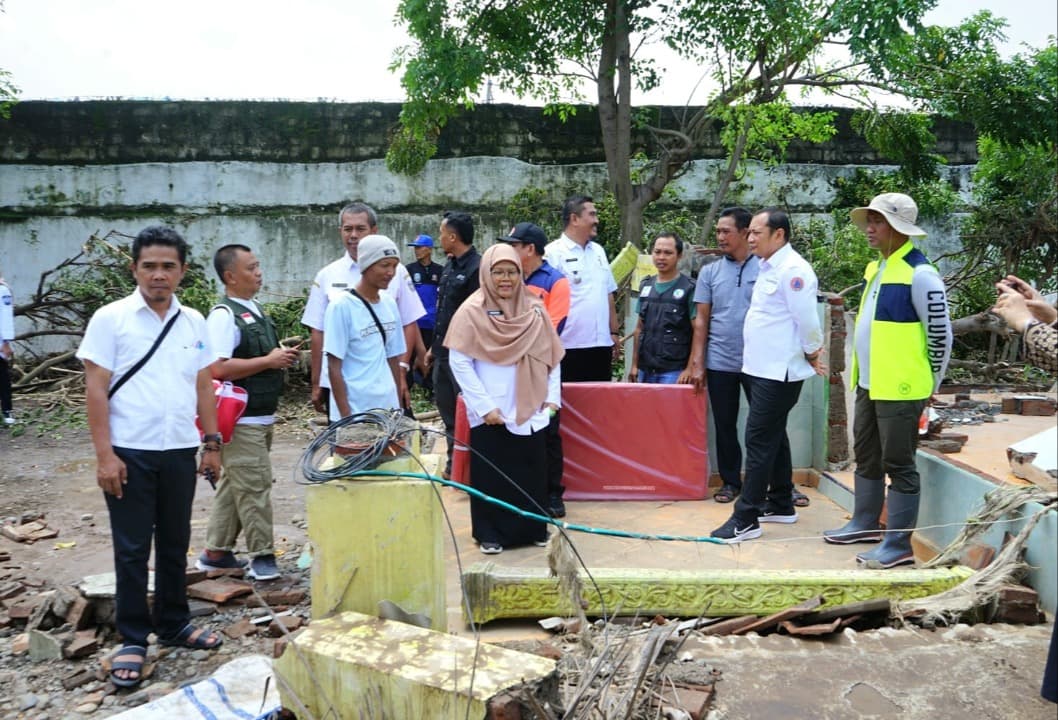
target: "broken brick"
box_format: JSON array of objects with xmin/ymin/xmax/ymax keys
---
[
  {"xmin": 63, "ymin": 631, "xmax": 100, "ymax": 659},
  {"xmin": 185, "ymin": 569, "xmax": 208, "ymax": 585},
  {"xmin": 273, "ymin": 637, "xmax": 288, "ymax": 659},
  {"xmin": 223, "ymin": 618, "xmax": 259, "ymax": 639},
  {"xmin": 958, "ymin": 543, "xmax": 996, "ymax": 571},
  {"xmin": 0, "ymin": 581, "xmax": 24, "ymax": 600},
  {"xmin": 65, "ymin": 594, "xmax": 94, "ymax": 630},
  {"xmin": 11, "ymin": 632, "xmax": 29, "ymax": 654},
  {"xmin": 267, "ymin": 615, "xmax": 303, "ymax": 637},
  {"xmin": 186, "ymin": 578, "xmax": 253, "ymax": 604},
  {"xmin": 204, "ymin": 567, "xmax": 247, "ymax": 579},
  {"xmin": 486, "ymin": 693, "xmax": 524, "ymax": 720},
  {"xmin": 258, "ymin": 588, "xmax": 307, "ymax": 606},
  {"xmin": 62, "ymin": 668, "xmax": 97, "ymax": 690},
  {"xmin": 1, "ymin": 520, "xmax": 59, "ymax": 543}
]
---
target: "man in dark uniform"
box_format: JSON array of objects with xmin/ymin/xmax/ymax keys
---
[
  {"xmin": 425, "ymin": 211, "xmax": 480, "ymax": 479},
  {"xmin": 406, "ymin": 234, "xmax": 444, "ymax": 396}
]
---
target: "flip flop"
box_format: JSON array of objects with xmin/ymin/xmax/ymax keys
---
[
  {"xmin": 109, "ymin": 645, "xmax": 147, "ymax": 688},
  {"xmin": 159, "ymin": 624, "xmax": 223, "ymax": 650},
  {"xmin": 792, "ymin": 489, "xmax": 811, "ymax": 507}
]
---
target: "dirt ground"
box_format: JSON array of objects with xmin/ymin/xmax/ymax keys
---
[{"xmin": 0, "ymin": 401, "xmax": 320, "ymax": 718}]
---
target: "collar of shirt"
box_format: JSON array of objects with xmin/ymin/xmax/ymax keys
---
[
  {"xmin": 224, "ymin": 295, "xmax": 261, "ymax": 316},
  {"xmin": 130, "ymin": 286, "xmax": 183, "ymax": 321},
  {"xmin": 758, "ymin": 242, "xmax": 795, "ymax": 273}
]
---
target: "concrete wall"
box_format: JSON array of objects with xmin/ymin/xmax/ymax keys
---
[{"xmin": 0, "ymin": 101, "xmax": 977, "ymax": 347}]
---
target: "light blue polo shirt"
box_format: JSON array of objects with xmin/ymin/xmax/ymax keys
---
[{"xmin": 693, "ymin": 254, "xmax": 759, "ymax": 372}]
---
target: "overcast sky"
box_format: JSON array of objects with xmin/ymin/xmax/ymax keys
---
[{"xmin": 1, "ymin": 0, "xmax": 1054, "ymax": 105}]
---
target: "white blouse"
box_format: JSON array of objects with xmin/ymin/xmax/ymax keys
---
[{"xmin": 449, "ymin": 348, "xmax": 561, "ymax": 435}]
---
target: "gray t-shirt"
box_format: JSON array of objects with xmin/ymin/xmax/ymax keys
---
[{"xmin": 693, "ymin": 254, "xmax": 759, "ymax": 372}]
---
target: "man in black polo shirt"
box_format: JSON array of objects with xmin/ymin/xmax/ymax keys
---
[{"xmin": 426, "ymin": 211, "xmax": 480, "ymax": 479}]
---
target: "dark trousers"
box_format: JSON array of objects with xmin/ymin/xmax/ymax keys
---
[
  {"xmin": 734, "ymin": 376, "xmax": 803, "ymax": 521},
  {"xmin": 433, "ymin": 354, "xmax": 461, "ymax": 475},
  {"xmin": 706, "ymin": 370, "xmax": 753, "ymax": 490},
  {"xmin": 0, "ymin": 356, "xmax": 12, "ymax": 414},
  {"xmin": 408, "ymin": 328, "xmax": 434, "ymax": 395},
  {"xmin": 561, "ymin": 346, "xmax": 612, "ymax": 383},
  {"xmin": 546, "ymin": 409, "xmax": 564, "ymax": 499},
  {"xmin": 105, "ymin": 447, "xmax": 197, "ymax": 646},
  {"xmin": 852, "ymin": 387, "xmax": 927, "ymax": 495}
]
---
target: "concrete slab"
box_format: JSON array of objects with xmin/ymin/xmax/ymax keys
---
[{"xmin": 690, "ymin": 622, "xmax": 1055, "ymax": 720}]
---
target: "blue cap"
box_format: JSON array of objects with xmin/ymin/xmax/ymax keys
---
[{"xmin": 409, "ymin": 234, "xmax": 435, "ymax": 247}]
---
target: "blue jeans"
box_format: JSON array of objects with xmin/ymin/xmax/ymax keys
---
[{"xmin": 637, "ymin": 369, "xmax": 682, "ymax": 384}]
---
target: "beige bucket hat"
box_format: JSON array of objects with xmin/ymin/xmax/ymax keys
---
[{"xmin": 850, "ymin": 192, "xmax": 926, "ymax": 237}]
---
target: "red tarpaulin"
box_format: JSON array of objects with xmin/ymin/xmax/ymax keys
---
[{"xmin": 452, "ymin": 382, "xmax": 708, "ymax": 500}]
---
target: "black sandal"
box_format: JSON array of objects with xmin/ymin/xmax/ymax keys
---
[
  {"xmin": 109, "ymin": 645, "xmax": 147, "ymax": 688},
  {"xmin": 160, "ymin": 624, "xmax": 223, "ymax": 650},
  {"xmin": 713, "ymin": 485, "xmax": 740, "ymax": 503},
  {"xmin": 793, "ymin": 489, "xmax": 811, "ymax": 507}
]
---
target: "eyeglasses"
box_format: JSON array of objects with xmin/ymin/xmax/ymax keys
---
[{"xmin": 490, "ymin": 268, "xmax": 521, "ymax": 279}]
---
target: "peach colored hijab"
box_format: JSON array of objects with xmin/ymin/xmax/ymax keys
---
[{"xmin": 444, "ymin": 244, "xmax": 564, "ymax": 425}]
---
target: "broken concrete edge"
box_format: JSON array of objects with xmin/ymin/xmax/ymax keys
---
[
  {"xmin": 460, "ymin": 563, "xmax": 973, "ymax": 624},
  {"xmin": 817, "ymin": 455, "xmax": 1057, "ymax": 615},
  {"xmin": 273, "ymin": 610, "xmax": 559, "ymax": 719}
]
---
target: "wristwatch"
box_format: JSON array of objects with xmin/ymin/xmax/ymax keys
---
[{"xmin": 202, "ymin": 433, "xmax": 223, "ymax": 445}]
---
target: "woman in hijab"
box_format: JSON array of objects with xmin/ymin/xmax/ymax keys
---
[{"xmin": 445, "ymin": 244, "xmax": 565, "ymax": 554}]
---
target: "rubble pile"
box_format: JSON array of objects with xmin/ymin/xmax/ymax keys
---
[{"xmin": 0, "ymin": 544, "xmax": 310, "ymax": 719}]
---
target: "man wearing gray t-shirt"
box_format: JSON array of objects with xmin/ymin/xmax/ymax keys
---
[{"xmin": 690, "ymin": 207, "xmax": 758, "ymax": 504}]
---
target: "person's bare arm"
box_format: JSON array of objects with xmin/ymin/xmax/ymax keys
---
[
  {"xmin": 687, "ymin": 302, "xmax": 711, "ymax": 392},
  {"xmin": 84, "ymin": 360, "xmax": 126, "ymax": 498},
  {"xmin": 628, "ymin": 316, "xmax": 643, "ymax": 382},
  {"xmin": 195, "ymin": 367, "xmax": 222, "ymax": 479},
  {"xmin": 327, "ymin": 353, "xmax": 351, "ymax": 418},
  {"xmin": 210, "ymin": 345, "xmax": 299, "ymax": 381},
  {"xmin": 309, "ymin": 328, "xmax": 325, "ymax": 412}
]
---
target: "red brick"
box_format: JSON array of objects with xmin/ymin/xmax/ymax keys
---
[
  {"xmin": 258, "ymin": 588, "xmax": 307, "ymax": 606},
  {"xmin": 267, "ymin": 615, "xmax": 303, "ymax": 637},
  {"xmin": 65, "ymin": 595, "xmax": 94, "ymax": 630},
  {"xmin": 958, "ymin": 543, "xmax": 996, "ymax": 570},
  {"xmin": 63, "ymin": 631, "xmax": 100, "ymax": 659},
  {"xmin": 187, "ymin": 579, "xmax": 253, "ymax": 604},
  {"xmin": 223, "ymin": 618, "xmax": 259, "ymax": 639},
  {"xmin": 486, "ymin": 693, "xmax": 523, "ymax": 720}
]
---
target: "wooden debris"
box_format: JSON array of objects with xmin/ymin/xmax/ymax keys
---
[
  {"xmin": 798, "ymin": 598, "xmax": 890, "ymax": 625},
  {"xmin": 780, "ymin": 618, "xmax": 842, "ymax": 636},
  {"xmin": 732, "ymin": 597, "xmax": 822, "ymax": 635},
  {"xmin": 698, "ymin": 615, "xmax": 758, "ymax": 636}
]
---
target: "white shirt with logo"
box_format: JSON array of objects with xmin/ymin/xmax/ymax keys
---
[{"xmin": 543, "ymin": 234, "xmax": 617, "ymax": 349}]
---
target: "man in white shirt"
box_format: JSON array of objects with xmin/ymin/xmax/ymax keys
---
[
  {"xmin": 301, "ymin": 202, "xmax": 426, "ymax": 420},
  {"xmin": 199, "ymin": 244, "xmax": 299, "ymax": 581},
  {"xmin": 77, "ymin": 226, "xmax": 223, "ymax": 688},
  {"xmin": 544, "ymin": 195, "xmax": 620, "ymax": 382},
  {"xmin": 325, "ymin": 235, "xmax": 407, "ymax": 418},
  {"xmin": 711, "ymin": 209, "xmax": 825, "ymax": 544}
]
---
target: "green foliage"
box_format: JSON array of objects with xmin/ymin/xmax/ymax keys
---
[
  {"xmin": 261, "ymin": 294, "xmax": 310, "ymax": 344},
  {"xmin": 851, "ymin": 111, "xmax": 944, "ymax": 184},
  {"xmin": 0, "ymin": 68, "xmax": 17, "ymax": 120},
  {"xmin": 795, "ymin": 217, "xmax": 876, "ymax": 308},
  {"xmin": 720, "ymin": 103, "xmax": 838, "ymax": 166},
  {"xmin": 962, "ymin": 137, "xmax": 1057, "ymax": 286}
]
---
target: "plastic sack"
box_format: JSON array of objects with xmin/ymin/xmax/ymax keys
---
[{"xmin": 195, "ymin": 380, "xmax": 248, "ymax": 443}]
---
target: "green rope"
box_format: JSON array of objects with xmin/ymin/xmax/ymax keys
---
[{"xmin": 353, "ymin": 469, "xmax": 726, "ymax": 545}]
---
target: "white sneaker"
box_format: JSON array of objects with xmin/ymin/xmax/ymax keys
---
[{"xmin": 2, "ymin": 414, "xmax": 14, "ymax": 426}]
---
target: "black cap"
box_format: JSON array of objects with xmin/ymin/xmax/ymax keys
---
[{"xmin": 499, "ymin": 222, "xmax": 548, "ymax": 255}]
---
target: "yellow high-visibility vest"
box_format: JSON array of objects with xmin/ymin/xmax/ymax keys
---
[{"xmin": 850, "ymin": 242, "xmax": 934, "ymax": 400}]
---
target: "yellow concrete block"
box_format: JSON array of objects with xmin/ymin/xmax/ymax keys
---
[
  {"xmin": 274, "ymin": 611, "xmax": 557, "ymax": 720},
  {"xmin": 307, "ymin": 468, "xmax": 445, "ymax": 630}
]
